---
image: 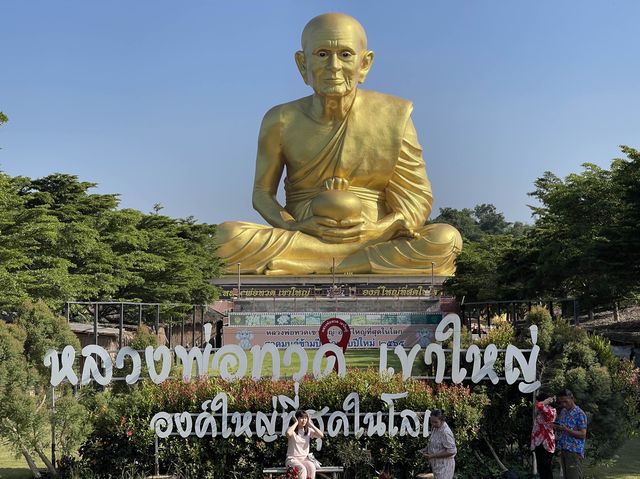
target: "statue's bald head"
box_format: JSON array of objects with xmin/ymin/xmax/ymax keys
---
[{"xmin": 301, "ymin": 13, "xmax": 368, "ymax": 53}]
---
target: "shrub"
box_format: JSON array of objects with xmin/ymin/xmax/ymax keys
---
[
  {"xmin": 76, "ymin": 371, "xmax": 488, "ymax": 478},
  {"xmin": 477, "ymin": 321, "xmax": 514, "ymax": 349},
  {"xmin": 525, "ymin": 305, "xmax": 554, "ymax": 351},
  {"xmin": 535, "ymin": 318, "xmax": 640, "ymax": 461}
]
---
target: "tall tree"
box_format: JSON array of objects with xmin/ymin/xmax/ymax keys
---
[
  {"xmin": 527, "ymin": 158, "xmax": 633, "ymax": 312},
  {"xmin": 447, "ymin": 147, "xmax": 640, "ymax": 312},
  {"xmin": 0, "ymin": 172, "xmax": 221, "ymax": 311},
  {"xmin": 600, "ymin": 146, "xmax": 640, "ymax": 293},
  {"xmin": 432, "ymin": 207, "xmax": 484, "ymax": 241},
  {"xmin": 473, "ymin": 203, "xmax": 511, "ymax": 235},
  {"xmin": 0, "ymin": 301, "xmax": 84, "ymax": 477},
  {"xmin": 443, "ymin": 234, "xmax": 516, "ymax": 301}
]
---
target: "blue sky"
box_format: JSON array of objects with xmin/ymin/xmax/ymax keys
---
[{"xmin": 1, "ymin": 1, "xmax": 638, "ymax": 225}]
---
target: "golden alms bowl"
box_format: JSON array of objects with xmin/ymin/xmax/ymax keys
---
[{"xmin": 311, "ymin": 189, "xmax": 362, "ymax": 222}]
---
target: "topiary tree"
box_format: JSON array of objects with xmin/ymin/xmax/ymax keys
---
[
  {"xmin": 467, "ymin": 307, "xmax": 640, "ymax": 472},
  {"xmin": 525, "ymin": 309, "xmax": 640, "ymax": 460},
  {"xmin": 0, "ymin": 300, "xmax": 88, "ymax": 477},
  {"xmin": 525, "ymin": 305, "xmax": 554, "ymax": 352}
]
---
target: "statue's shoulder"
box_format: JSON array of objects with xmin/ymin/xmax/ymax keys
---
[
  {"xmin": 357, "ymin": 89, "xmax": 413, "ymax": 116},
  {"xmin": 262, "ymin": 96, "xmax": 312, "ymax": 124}
]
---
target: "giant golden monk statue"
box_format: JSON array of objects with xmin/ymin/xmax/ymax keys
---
[{"xmin": 216, "ymin": 13, "xmax": 462, "ymax": 275}]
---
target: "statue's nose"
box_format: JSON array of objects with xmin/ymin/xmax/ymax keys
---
[{"xmin": 328, "ymin": 53, "xmax": 340, "ymax": 71}]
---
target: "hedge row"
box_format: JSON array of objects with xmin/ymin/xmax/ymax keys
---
[{"xmin": 74, "ymin": 370, "xmax": 488, "ymax": 478}]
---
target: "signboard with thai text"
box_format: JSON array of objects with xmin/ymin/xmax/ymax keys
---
[
  {"xmin": 218, "ymin": 284, "xmax": 446, "ymax": 299},
  {"xmin": 224, "ymin": 312, "xmax": 442, "ymax": 349}
]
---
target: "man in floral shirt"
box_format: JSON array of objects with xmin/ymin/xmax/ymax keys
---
[{"xmin": 554, "ymin": 389, "xmax": 587, "ymax": 479}]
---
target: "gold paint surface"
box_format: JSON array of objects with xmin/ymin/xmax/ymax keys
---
[{"xmin": 216, "ymin": 13, "xmax": 462, "ymax": 275}]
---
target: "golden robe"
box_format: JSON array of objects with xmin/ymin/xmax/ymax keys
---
[{"xmin": 216, "ymin": 90, "xmax": 462, "ymax": 275}]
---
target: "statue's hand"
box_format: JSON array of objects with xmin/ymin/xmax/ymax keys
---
[
  {"xmin": 290, "ymin": 216, "xmax": 365, "ymax": 243},
  {"xmin": 320, "ymin": 218, "xmax": 387, "ymax": 244},
  {"xmin": 321, "ymin": 218, "xmax": 420, "ymax": 244}
]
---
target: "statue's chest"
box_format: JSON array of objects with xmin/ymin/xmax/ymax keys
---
[
  {"xmin": 281, "ymin": 120, "xmax": 336, "ymax": 170},
  {"xmin": 281, "ymin": 115, "xmax": 397, "ymax": 185}
]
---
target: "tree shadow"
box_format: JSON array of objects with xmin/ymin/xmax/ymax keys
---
[{"xmin": 0, "ymin": 467, "xmax": 31, "ymax": 479}]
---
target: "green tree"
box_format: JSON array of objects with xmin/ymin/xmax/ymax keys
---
[
  {"xmin": 0, "ymin": 173, "xmax": 65, "ymax": 312},
  {"xmin": 598, "ymin": 146, "xmax": 640, "ymax": 301},
  {"xmin": 447, "ymin": 147, "xmax": 640, "ymax": 312},
  {"xmin": 433, "ymin": 203, "xmax": 520, "ymax": 242},
  {"xmin": 0, "ymin": 301, "xmax": 84, "ymax": 477},
  {"xmin": 433, "ymin": 206, "xmax": 483, "ymax": 241},
  {"xmin": 0, "ymin": 172, "xmax": 221, "ymax": 310},
  {"xmin": 473, "ymin": 203, "xmax": 511, "ymax": 235},
  {"xmin": 443, "ymin": 234, "xmax": 516, "ymax": 301},
  {"xmin": 525, "ymin": 149, "xmax": 640, "ymax": 313},
  {"xmin": 0, "ymin": 319, "xmax": 44, "ymax": 477}
]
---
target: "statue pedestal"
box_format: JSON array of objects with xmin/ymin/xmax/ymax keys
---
[{"xmin": 213, "ymin": 275, "xmax": 455, "ymax": 350}]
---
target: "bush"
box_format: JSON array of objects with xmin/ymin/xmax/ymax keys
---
[
  {"xmin": 76, "ymin": 371, "xmax": 488, "ymax": 478},
  {"xmin": 473, "ymin": 309, "xmax": 640, "ymax": 469},
  {"xmin": 536, "ymin": 318, "xmax": 640, "ymax": 461},
  {"xmin": 525, "ymin": 305, "xmax": 554, "ymax": 351},
  {"xmin": 478, "ymin": 321, "xmax": 514, "ymax": 349}
]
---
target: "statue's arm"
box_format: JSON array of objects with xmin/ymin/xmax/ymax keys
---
[
  {"xmin": 251, "ymin": 106, "xmax": 344, "ymax": 239},
  {"xmin": 252, "ymin": 107, "xmax": 295, "ymax": 229},
  {"xmin": 385, "ymin": 117, "xmax": 433, "ymax": 227}
]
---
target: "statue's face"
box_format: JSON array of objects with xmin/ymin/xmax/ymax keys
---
[{"xmin": 296, "ymin": 22, "xmax": 373, "ymax": 98}]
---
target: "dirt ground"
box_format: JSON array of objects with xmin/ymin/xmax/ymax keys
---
[{"xmin": 579, "ymin": 305, "xmax": 640, "ymax": 347}]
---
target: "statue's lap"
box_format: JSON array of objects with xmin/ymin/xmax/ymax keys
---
[{"xmin": 216, "ymin": 221, "xmax": 461, "ymax": 275}]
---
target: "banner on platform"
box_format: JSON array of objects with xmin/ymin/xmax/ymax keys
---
[
  {"xmin": 225, "ymin": 312, "xmax": 441, "ymax": 349},
  {"xmin": 224, "ymin": 324, "xmax": 437, "ymax": 349}
]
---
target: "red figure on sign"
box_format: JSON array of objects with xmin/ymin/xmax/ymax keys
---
[{"xmin": 318, "ymin": 318, "xmax": 351, "ymax": 372}]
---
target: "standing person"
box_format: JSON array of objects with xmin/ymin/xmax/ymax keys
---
[
  {"xmin": 420, "ymin": 410, "xmax": 457, "ymax": 479},
  {"xmin": 554, "ymin": 389, "xmax": 587, "ymax": 479},
  {"xmin": 285, "ymin": 410, "xmax": 324, "ymax": 479},
  {"xmin": 531, "ymin": 392, "xmax": 557, "ymax": 479}
]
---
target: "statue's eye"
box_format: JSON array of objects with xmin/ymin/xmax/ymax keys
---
[
  {"xmin": 341, "ymin": 51, "xmax": 353, "ymax": 58},
  {"xmin": 317, "ymin": 51, "xmax": 328, "ymax": 58}
]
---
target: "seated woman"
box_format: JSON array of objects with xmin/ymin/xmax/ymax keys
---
[
  {"xmin": 285, "ymin": 410, "xmax": 324, "ymax": 479},
  {"xmin": 420, "ymin": 410, "xmax": 457, "ymax": 479}
]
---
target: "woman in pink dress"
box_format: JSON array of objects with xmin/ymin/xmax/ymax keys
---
[
  {"xmin": 531, "ymin": 393, "xmax": 557, "ymax": 479},
  {"xmin": 420, "ymin": 410, "xmax": 457, "ymax": 479},
  {"xmin": 285, "ymin": 410, "xmax": 324, "ymax": 479}
]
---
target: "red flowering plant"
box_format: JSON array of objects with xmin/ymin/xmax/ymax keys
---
[{"xmin": 77, "ymin": 370, "xmax": 488, "ymax": 477}]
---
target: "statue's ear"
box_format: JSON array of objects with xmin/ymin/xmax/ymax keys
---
[
  {"xmin": 295, "ymin": 51, "xmax": 309, "ymax": 85},
  {"xmin": 358, "ymin": 50, "xmax": 375, "ymax": 84}
]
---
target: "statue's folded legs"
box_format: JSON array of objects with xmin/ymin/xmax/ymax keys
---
[{"xmin": 217, "ymin": 221, "xmax": 461, "ymax": 275}]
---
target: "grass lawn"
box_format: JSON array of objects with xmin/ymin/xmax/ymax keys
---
[
  {"xmin": 4, "ymin": 438, "xmax": 640, "ymax": 479},
  {"xmin": 0, "ymin": 441, "xmax": 43, "ymax": 479},
  {"xmin": 585, "ymin": 436, "xmax": 640, "ymax": 479}
]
